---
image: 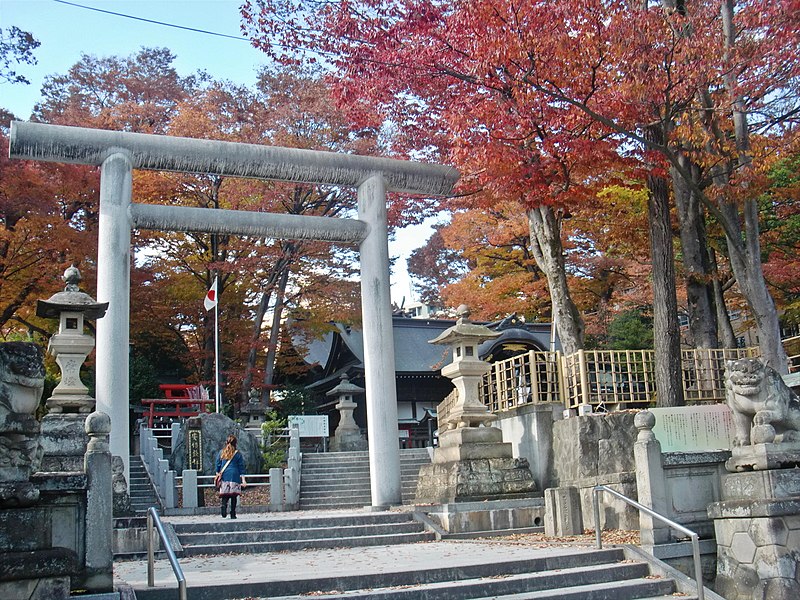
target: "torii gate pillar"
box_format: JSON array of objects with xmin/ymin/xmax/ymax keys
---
[
  {"xmin": 358, "ymin": 174, "xmax": 401, "ymax": 506},
  {"xmin": 96, "ymin": 153, "xmax": 133, "ymax": 478}
]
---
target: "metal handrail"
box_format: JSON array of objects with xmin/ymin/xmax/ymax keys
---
[
  {"xmin": 147, "ymin": 506, "xmax": 187, "ymax": 600},
  {"xmin": 592, "ymin": 485, "xmax": 704, "ymax": 600}
]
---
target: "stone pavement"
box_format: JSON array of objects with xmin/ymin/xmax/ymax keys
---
[{"xmin": 113, "ymin": 508, "xmax": 600, "ymax": 598}]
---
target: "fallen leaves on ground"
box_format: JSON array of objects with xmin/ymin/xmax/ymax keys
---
[{"xmin": 459, "ymin": 529, "xmax": 640, "ymax": 547}]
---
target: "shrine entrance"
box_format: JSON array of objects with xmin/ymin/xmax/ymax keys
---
[{"xmin": 9, "ymin": 121, "xmax": 458, "ymax": 507}]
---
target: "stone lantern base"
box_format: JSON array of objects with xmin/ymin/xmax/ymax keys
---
[
  {"xmin": 415, "ymin": 426, "xmax": 536, "ymax": 504},
  {"xmin": 331, "ymin": 430, "xmax": 368, "ymax": 452}
]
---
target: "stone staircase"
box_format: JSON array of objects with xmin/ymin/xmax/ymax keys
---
[
  {"xmin": 128, "ymin": 543, "xmax": 708, "ymax": 600},
  {"xmin": 263, "ymin": 548, "xmax": 694, "ymax": 600},
  {"xmin": 299, "ymin": 448, "xmax": 430, "ymax": 509},
  {"xmin": 171, "ymin": 511, "xmax": 435, "ymax": 557},
  {"xmin": 128, "ymin": 454, "xmax": 160, "ymax": 514}
]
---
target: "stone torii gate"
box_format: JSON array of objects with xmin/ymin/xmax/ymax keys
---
[{"xmin": 9, "ymin": 121, "xmax": 459, "ymax": 508}]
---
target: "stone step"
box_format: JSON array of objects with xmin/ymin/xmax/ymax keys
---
[
  {"xmin": 301, "ymin": 451, "xmax": 429, "ymax": 463},
  {"xmin": 267, "ymin": 564, "xmax": 665, "ymax": 600},
  {"xmin": 299, "ymin": 494, "xmax": 372, "ymax": 505},
  {"xmin": 178, "ymin": 521, "xmax": 426, "ymax": 546},
  {"xmin": 171, "ymin": 511, "xmax": 415, "ymax": 533},
  {"xmin": 300, "ymin": 481, "xmax": 419, "ymax": 493},
  {"xmin": 180, "ymin": 531, "xmax": 435, "ymax": 557},
  {"xmin": 131, "ymin": 547, "xmax": 660, "ymax": 600},
  {"xmin": 301, "ymin": 464, "xmax": 426, "ymax": 473}
]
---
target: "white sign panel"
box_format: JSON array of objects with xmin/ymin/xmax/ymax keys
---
[
  {"xmin": 288, "ymin": 415, "xmax": 329, "ymax": 438},
  {"xmin": 649, "ymin": 404, "xmax": 736, "ymax": 452}
]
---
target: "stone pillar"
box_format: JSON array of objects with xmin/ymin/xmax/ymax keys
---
[
  {"xmin": 358, "ymin": 174, "xmax": 401, "ymax": 508},
  {"xmin": 83, "ymin": 411, "xmax": 113, "ymax": 592},
  {"xmin": 633, "ymin": 410, "xmax": 670, "ymax": 545},
  {"xmin": 270, "ymin": 467, "xmax": 283, "ymax": 511},
  {"xmin": 0, "ymin": 343, "xmax": 44, "ymax": 505},
  {"xmin": 544, "ymin": 487, "xmax": 583, "ymax": 536},
  {"xmin": 95, "ymin": 152, "xmax": 132, "ymax": 480},
  {"xmin": 182, "ymin": 470, "xmax": 198, "ymax": 509}
]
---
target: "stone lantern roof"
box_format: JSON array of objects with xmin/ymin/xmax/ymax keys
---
[
  {"xmin": 428, "ymin": 305, "xmax": 500, "ymax": 346},
  {"xmin": 326, "ymin": 373, "xmax": 364, "ymax": 397},
  {"xmin": 36, "ymin": 266, "xmax": 108, "ymax": 320}
]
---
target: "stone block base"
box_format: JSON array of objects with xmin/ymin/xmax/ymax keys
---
[
  {"xmin": 709, "ymin": 468, "xmax": 800, "ymax": 600},
  {"xmin": 0, "ymin": 576, "xmax": 71, "ymax": 600},
  {"xmin": 39, "ymin": 414, "xmax": 89, "ymax": 472},
  {"xmin": 424, "ymin": 498, "xmax": 544, "ymax": 534},
  {"xmin": 726, "ymin": 443, "xmax": 800, "ymax": 472},
  {"xmin": 0, "ymin": 548, "xmax": 77, "ymax": 600},
  {"xmin": 330, "ymin": 431, "xmax": 368, "ymax": 452},
  {"xmin": 415, "ymin": 457, "xmax": 536, "ymax": 504}
]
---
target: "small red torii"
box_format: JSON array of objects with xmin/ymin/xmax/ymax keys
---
[{"xmin": 141, "ymin": 384, "xmax": 214, "ymax": 428}]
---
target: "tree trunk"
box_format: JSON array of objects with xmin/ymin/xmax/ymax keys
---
[
  {"xmin": 240, "ymin": 286, "xmax": 274, "ymax": 402},
  {"xmin": 709, "ymin": 248, "xmax": 737, "ymax": 348},
  {"xmin": 671, "ymin": 154, "xmax": 719, "ymax": 348},
  {"xmin": 240, "ymin": 243, "xmax": 297, "ymax": 403},
  {"xmin": 645, "ymin": 125, "xmax": 684, "ymax": 407},
  {"xmin": 262, "ymin": 267, "xmax": 290, "ymax": 402},
  {"xmin": 526, "ymin": 205, "xmax": 584, "ymax": 355},
  {"xmin": 720, "ymin": 0, "xmax": 788, "ymax": 372}
]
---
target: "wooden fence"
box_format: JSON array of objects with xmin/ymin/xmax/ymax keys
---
[{"xmin": 480, "ymin": 346, "xmax": 760, "ymax": 413}]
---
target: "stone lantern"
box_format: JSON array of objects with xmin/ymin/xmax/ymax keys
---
[
  {"xmin": 240, "ymin": 387, "xmax": 269, "ymax": 428},
  {"xmin": 415, "ymin": 305, "xmax": 536, "ymax": 504},
  {"xmin": 36, "ymin": 266, "xmax": 108, "ymax": 414},
  {"xmin": 427, "ymin": 305, "xmax": 500, "ymax": 431},
  {"xmin": 328, "ymin": 374, "xmax": 367, "ymax": 452}
]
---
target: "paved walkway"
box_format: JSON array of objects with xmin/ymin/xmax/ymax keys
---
[{"xmin": 113, "ymin": 508, "xmax": 599, "ymax": 596}]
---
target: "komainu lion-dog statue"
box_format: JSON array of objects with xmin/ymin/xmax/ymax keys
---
[{"xmin": 725, "ymin": 357, "xmax": 800, "ymax": 446}]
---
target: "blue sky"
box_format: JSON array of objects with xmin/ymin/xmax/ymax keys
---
[
  {"xmin": 1, "ymin": 0, "xmax": 435, "ymax": 304},
  {"xmin": 1, "ymin": 0, "xmax": 267, "ymax": 119}
]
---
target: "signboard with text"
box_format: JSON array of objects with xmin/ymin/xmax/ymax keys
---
[
  {"xmin": 649, "ymin": 404, "xmax": 735, "ymax": 452},
  {"xmin": 186, "ymin": 429, "xmax": 203, "ymax": 471},
  {"xmin": 288, "ymin": 415, "xmax": 329, "ymax": 438}
]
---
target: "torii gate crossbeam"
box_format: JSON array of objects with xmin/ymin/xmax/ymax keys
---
[{"xmin": 9, "ymin": 121, "xmax": 459, "ymax": 508}]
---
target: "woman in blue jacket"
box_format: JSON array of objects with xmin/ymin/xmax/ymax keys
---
[{"xmin": 216, "ymin": 434, "xmax": 246, "ymax": 518}]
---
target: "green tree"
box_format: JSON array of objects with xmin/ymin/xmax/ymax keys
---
[{"xmin": 608, "ymin": 309, "xmax": 655, "ymax": 351}]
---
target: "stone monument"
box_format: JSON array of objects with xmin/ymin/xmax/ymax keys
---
[
  {"xmin": 328, "ymin": 374, "xmax": 367, "ymax": 452},
  {"xmin": 415, "ymin": 306, "xmax": 536, "ymax": 503},
  {"xmin": 708, "ymin": 358, "xmax": 800, "ymax": 600}
]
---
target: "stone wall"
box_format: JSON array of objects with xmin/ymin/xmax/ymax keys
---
[
  {"xmin": 551, "ymin": 411, "xmax": 639, "ymax": 530},
  {"xmin": 494, "ymin": 402, "xmax": 561, "ymax": 491}
]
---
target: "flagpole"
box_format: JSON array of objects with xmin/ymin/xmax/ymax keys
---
[{"xmin": 214, "ymin": 288, "xmax": 220, "ymax": 413}]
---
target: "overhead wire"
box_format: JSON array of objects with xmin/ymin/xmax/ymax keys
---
[{"xmin": 51, "ymin": 0, "xmax": 250, "ymax": 42}]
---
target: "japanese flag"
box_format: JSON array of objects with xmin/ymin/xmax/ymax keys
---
[{"xmin": 204, "ymin": 277, "xmax": 218, "ymax": 311}]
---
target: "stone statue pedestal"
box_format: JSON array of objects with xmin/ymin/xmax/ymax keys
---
[
  {"xmin": 709, "ymin": 445, "xmax": 800, "ymax": 600},
  {"xmin": 415, "ymin": 425, "xmax": 536, "ymax": 503},
  {"xmin": 726, "ymin": 443, "xmax": 800, "ymax": 472}
]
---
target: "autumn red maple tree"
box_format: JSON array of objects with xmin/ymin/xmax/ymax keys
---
[{"xmin": 242, "ymin": 0, "xmax": 799, "ymax": 384}]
